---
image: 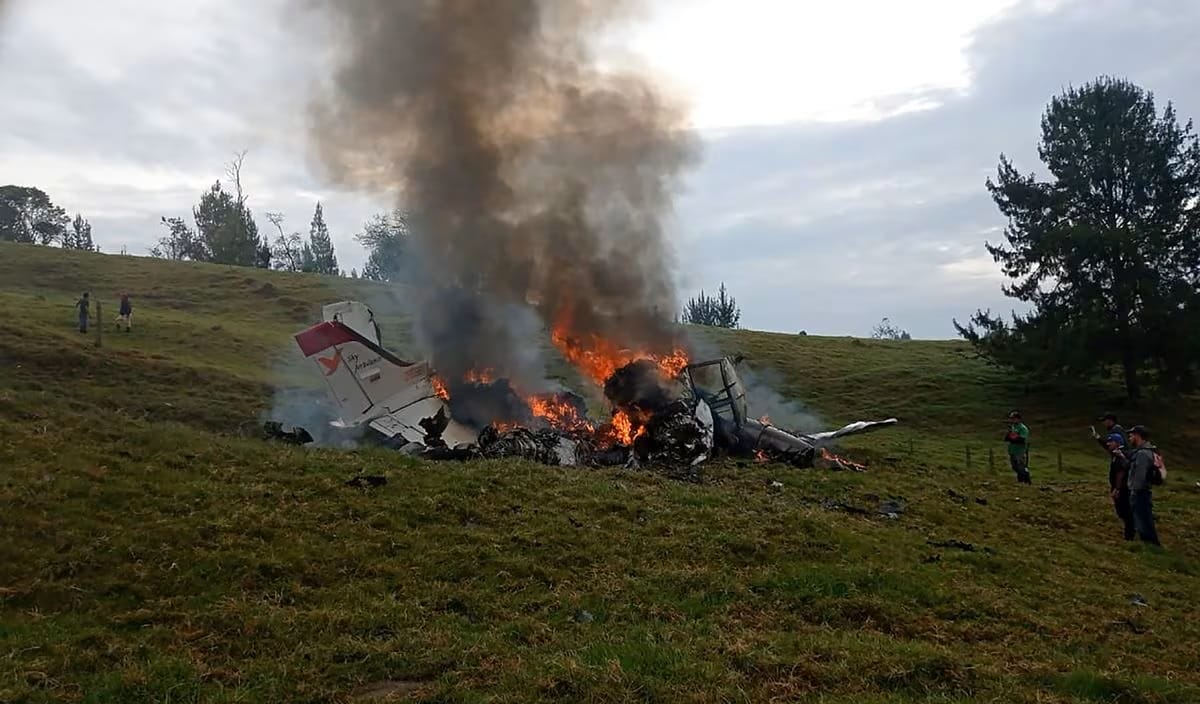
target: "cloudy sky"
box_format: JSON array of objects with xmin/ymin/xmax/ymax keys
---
[{"xmin": 1, "ymin": 0, "xmax": 1197, "ymax": 338}]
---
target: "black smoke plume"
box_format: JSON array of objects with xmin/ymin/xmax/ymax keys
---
[{"xmin": 304, "ymin": 0, "xmax": 696, "ymax": 391}]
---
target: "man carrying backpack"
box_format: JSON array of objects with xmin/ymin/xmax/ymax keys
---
[
  {"xmin": 1005, "ymin": 410, "xmax": 1031, "ymax": 484},
  {"xmin": 1126, "ymin": 425, "xmax": 1163, "ymax": 546}
]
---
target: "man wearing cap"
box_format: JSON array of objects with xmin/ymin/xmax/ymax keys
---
[
  {"xmin": 1126, "ymin": 425, "xmax": 1161, "ymax": 546},
  {"xmin": 1093, "ymin": 413, "xmax": 1126, "ymax": 450},
  {"xmin": 1103, "ymin": 433, "xmax": 1135, "ymax": 540},
  {"xmin": 1005, "ymin": 410, "xmax": 1031, "ymax": 484}
]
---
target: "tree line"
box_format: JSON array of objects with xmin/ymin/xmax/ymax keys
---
[
  {"xmin": 0, "ymin": 185, "xmax": 96, "ymax": 251},
  {"xmin": 151, "ymin": 153, "xmax": 343, "ymax": 276},
  {"xmin": 7, "ymin": 75, "xmax": 1195, "ymax": 399}
]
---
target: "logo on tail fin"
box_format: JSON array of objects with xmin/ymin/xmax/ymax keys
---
[{"xmin": 318, "ymin": 353, "xmax": 341, "ymax": 376}]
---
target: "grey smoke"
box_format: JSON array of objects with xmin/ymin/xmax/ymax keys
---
[
  {"xmin": 302, "ymin": 0, "xmax": 697, "ymax": 388},
  {"xmin": 683, "ymin": 328, "xmax": 824, "ymax": 433}
]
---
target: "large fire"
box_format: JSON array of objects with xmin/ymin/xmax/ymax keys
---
[
  {"xmin": 430, "ymin": 309, "xmax": 690, "ymax": 447},
  {"xmin": 527, "ymin": 394, "xmax": 594, "ymax": 435},
  {"xmin": 549, "ymin": 312, "xmax": 689, "ymax": 386},
  {"xmin": 603, "ymin": 409, "xmax": 648, "ymax": 446}
]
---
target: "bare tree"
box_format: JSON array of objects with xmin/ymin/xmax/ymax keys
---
[
  {"xmin": 225, "ymin": 150, "xmax": 249, "ymax": 206},
  {"xmin": 266, "ymin": 211, "xmax": 306, "ymax": 272},
  {"xmin": 871, "ymin": 317, "xmax": 912, "ymax": 341}
]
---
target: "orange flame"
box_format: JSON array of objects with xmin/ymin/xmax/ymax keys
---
[
  {"xmin": 464, "ymin": 368, "xmax": 496, "ymax": 385},
  {"xmin": 528, "ymin": 394, "xmax": 594, "ymax": 434},
  {"xmin": 819, "ymin": 448, "xmax": 867, "ymax": 472},
  {"xmin": 604, "ymin": 409, "xmax": 647, "ymax": 446},
  {"xmin": 550, "ymin": 311, "xmax": 690, "ymax": 387},
  {"xmin": 755, "ymin": 449, "xmax": 769, "ymax": 463},
  {"xmin": 759, "ymin": 415, "xmax": 772, "ymax": 425},
  {"xmin": 432, "ymin": 375, "xmax": 450, "ymax": 401}
]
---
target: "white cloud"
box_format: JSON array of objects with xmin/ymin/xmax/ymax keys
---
[{"xmin": 626, "ymin": 0, "xmax": 1020, "ymax": 128}]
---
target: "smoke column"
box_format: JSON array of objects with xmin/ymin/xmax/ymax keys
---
[{"xmin": 304, "ymin": 0, "xmax": 696, "ymax": 388}]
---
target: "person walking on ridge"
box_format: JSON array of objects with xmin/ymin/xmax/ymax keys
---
[
  {"xmin": 1005, "ymin": 410, "xmax": 1031, "ymax": 484},
  {"xmin": 117, "ymin": 292, "xmax": 133, "ymax": 332}
]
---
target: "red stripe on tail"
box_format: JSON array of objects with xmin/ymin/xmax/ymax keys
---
[{"xmin": 294, "ymin": 321, "xmax": 359, "ymax": 357}]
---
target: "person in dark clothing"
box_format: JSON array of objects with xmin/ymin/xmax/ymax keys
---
[
  {"xmin": 76, "ymin": 292, "xmax": 90, "ymax": 333},
  {"xmin": 1104, "ymin": 433, "xmax": 1135, "ymax": 540},
  {"xmin": 1093, "ymin": 412, "xmax": 1126, "ymax": 450},
  {"xmin": 1005, "ymin": 410, "xmax": 1031, "ymax": 484},
  {"xmin": 1126, "ymin": 425, "xmax": 1161, "ymax": 546},
  {"xmin": 117, "ymin": 292, "xmax": 133, "ymax": 332}
]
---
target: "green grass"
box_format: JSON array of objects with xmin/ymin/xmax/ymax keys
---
[{"xmin": 2, "ymin": 241, "xmax": 1199, "ymax": 703}]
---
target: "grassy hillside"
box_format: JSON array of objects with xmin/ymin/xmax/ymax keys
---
[{"xmin": 2, "ymin": 242, "xmax": 1199, "ymax": 703}]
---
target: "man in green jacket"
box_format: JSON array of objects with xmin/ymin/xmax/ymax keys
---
[{"xmin": 1005, "ymin": 410, "xmax": 1031, "ymax": 484}]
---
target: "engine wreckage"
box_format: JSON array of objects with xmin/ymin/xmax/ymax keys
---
[{"xmin": 276, "ymin": 301, "xmax": 897, "ymax": 473}]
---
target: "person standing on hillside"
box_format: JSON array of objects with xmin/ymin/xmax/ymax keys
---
[
  {"xmin": 1092, "ymin": 412, "xmax": 1126, "ymax": 450},
  {"xmin": 1104, "ymin": 433, "xmax": 1135, "ymax": 540},
  {"xmin": 117, "ymin": 292, "xmax": 133, "ymax": 332},
  {"xmin": 1005, "ymin": 410, "xmax": 1032, "ymax": 484},
  {"xmin": 1125, "ymin": 426, "xmax": 1162, "ymax": 546},
  {"xmin": 75, "ymin": 292, "xmax": 91, "ymax": 334}
]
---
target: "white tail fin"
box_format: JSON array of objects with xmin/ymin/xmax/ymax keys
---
[{"xmin": 294, "ymin": 320, "xmax": 475, "ymax": 446}]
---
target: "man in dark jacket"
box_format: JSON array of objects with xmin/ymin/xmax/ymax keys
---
[
  {"xmin": 76, "ymin": 292, "xmax": 90, "ymax": 333},
  {"xmin": 1104, "ymin": 433, "xmax": 1135, "ymax": 540},
  {"xmin": 117, "ymin": 292, "xmax": 133, "ymax": 332},
  {"xmin": 1093, "ymin": 412, "xmax": 1126, "ymax": 450},
  {"xmin": 1126, "ymin": 425, "xmax": 1161, "ymax": 546}
]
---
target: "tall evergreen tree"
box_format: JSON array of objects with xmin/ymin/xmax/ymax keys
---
[
  {"xmin": 956, "ymin": 77, "xmax": 1200, "ymax": 397},
  {"xmin": 682, "ymin": 282, "xmax": 741, "ymax": 328},
  {"xmin": 193, "ymin": 181, "xmax": 260, "ymax": 267},
  {"xmin": 306, "ymin": 202, "xmax": 339, "ymax": 275},
  {"xmin": 66, "ymin": 214, "xmax": 95, "ymax": 251}
]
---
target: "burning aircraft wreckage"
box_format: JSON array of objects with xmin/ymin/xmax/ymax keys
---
[{"xmin": 270, "ymin": 301, "xmax": 897, "ymax": 477}]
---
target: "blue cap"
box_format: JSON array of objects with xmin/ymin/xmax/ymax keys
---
[{"xmin": 1106, "ymin": 433, "xmax": 1124, "ymax": 445}]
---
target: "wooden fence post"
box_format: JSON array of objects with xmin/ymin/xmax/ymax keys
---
[
  {"xmin": 966, "ymin": 446, "xmax": 972, "ymax": 470},
  {"xmin": 909, "ymin": 438, "xmax": 914, "ymax": 455},
  {"xmin": 988, "ymin": 447, "xmax": 995, "ymax": 473},
  {"xmin": 95, "ymin": 301, "xmax": 102, "ymax": 348}
]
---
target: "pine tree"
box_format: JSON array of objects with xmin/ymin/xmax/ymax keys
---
[
  {"xmin": 307, "ymin": 202, "xmax": 339, "ymax": 275},
  {"xmin": 67, "ymin": 214, "xmax": 95, "ymax": 251},
  {"xmin": 193, "ymin": 181, "xmax": 260, "ymax": 267},
  {"xmin": 682, "ymin": 282, "xmax": 741, "ymax": 328},
  {"xmin": 956, "ymin": 77, "xmax": 1200, "ymax": 397}
]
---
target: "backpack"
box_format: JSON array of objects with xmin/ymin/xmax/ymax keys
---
[{"xmin": 1151, "ymin": 450, "xmax": 1167, "ymax": 485}]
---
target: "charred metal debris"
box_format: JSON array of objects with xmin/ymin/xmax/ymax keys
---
[{"xmin": 268, "ymin": 352, "xmax": 897, "ymax": 478}]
